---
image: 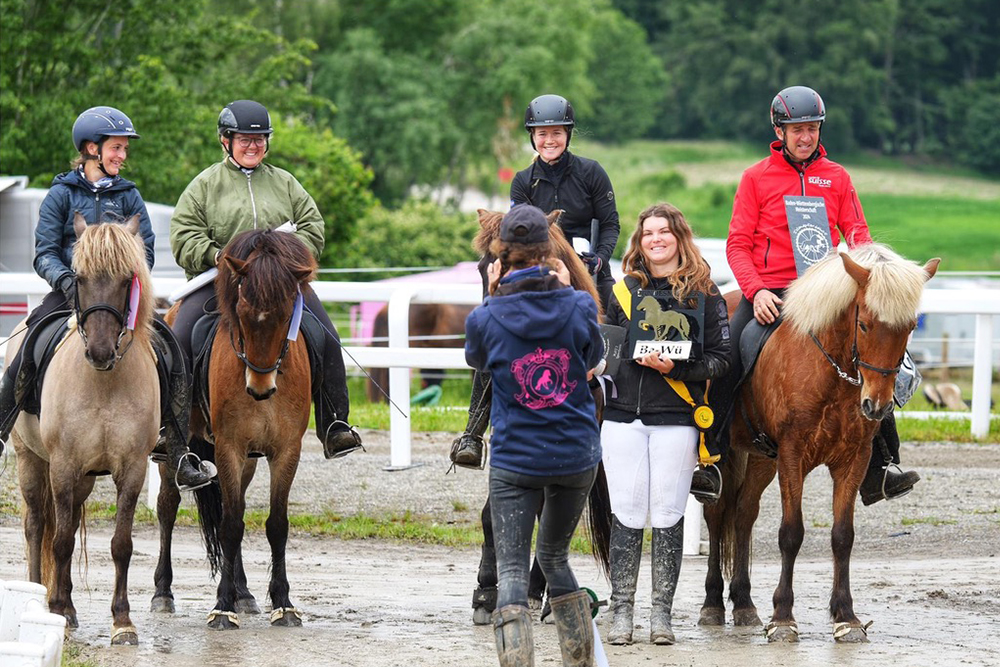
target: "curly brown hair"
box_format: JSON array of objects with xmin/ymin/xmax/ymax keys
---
[{"xmin": 621, "ymin": 202, "xmax": 716, "ymax": 303}]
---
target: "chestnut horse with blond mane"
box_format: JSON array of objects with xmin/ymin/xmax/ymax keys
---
[{"xmin": 700, "ymin": 244, "xmax": 938, "ymax": 643}]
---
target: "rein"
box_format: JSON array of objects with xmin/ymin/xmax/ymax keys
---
[
  {"xmin": 228, "ymin": 284, "xmax": 303, "ymax": 375},
  {"xmin": 74, "ymin": 273, "xmax": 137, "ymax": 366},
  {"xmin": 808, "ymin": 305, "xmax": 904, "ymax": 387}
]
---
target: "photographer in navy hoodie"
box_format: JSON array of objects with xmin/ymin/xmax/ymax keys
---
[{"xmin": 465, "ymin": 204, "xmax": 603, "ymax": 667}]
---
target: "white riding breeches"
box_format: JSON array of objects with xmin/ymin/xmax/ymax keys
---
[{"xmin": 600, "ymin": 419, "xmax": 698, "ymax": 530}]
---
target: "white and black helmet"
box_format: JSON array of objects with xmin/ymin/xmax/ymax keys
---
[
  {"xmin": 72, "ymin": 107, "xmax": 139, "ymax": 152},
  {"xmin": 218, "ymin": 100, "xmax": 273, "ymax": 138}
]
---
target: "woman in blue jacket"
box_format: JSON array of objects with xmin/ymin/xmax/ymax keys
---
[
  {"xmin": 0, "ymin": 107, "xmax": 213, "ymax": 490},
  {"xmin": 465, "ymin": 204, "xmax": 603, "ymax": 667}
]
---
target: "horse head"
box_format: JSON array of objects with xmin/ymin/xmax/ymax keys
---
[
  {"xmin": 217, "ymin": 229, "xmax": 316, "ymax": 400},
  {"xmin": 71, "ymin": 212, "xmax": 151, "ymax": 371},
  {"xmin": 841, "ymin": 250, "xmax": 940, "ymax": 420}
]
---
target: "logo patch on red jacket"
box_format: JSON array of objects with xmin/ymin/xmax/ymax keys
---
[
  {"xmin": 510, "ymin": 348, "xmax": 576, "ymax": 410},
  {"xmin": 807, "ymin": 176, "xmax": 832, "ymax": 188}
]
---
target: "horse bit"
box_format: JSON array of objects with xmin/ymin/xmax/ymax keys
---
[
  {"xmin": 74, "ymin": 274, "xmax": 137, "ymax": 366},
  {"xmin": 809, "ymin": 305, "xmax": 904, "ymax": 386}
]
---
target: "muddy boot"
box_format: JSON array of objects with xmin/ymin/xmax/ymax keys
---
[
  {"xmin": 0, "ymin": 368, "xmax": 17, "ymax": 455},
  {"xmin": 606, "ymin": 516, "xmax": 643, "ymax": 645},
  {"xmin": 549, "ymin": 589, "xmax": 594, "ymax": 666},
  {"xmin": 450, "ymin": 370, "xmax": 491, "ymax": 469},
  {"xmin": 493, "ymin": 605, "xmax": 534, "ymax": 667},
  {"xmin": 690, "ymin": 465, "xmax": 722, "ymax": 505},
  {"xmin": 860, "ymin": 411, "xmax": 920, "ymax": 506},
  {"xmin": 650, "ymin": 522, "xmax": 683, "ymax": 645}
]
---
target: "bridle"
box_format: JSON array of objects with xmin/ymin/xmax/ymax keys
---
[
  {"xmin": 809, "ymin": 305, "xmax": 905, "ymax": 387},
  {"xmin": 228, "ymin": 282, "xmax": 304, "ymax": 375},
  {"xmin": 74, "ymin": 273, "xmax": 137, "ymax": 367}
]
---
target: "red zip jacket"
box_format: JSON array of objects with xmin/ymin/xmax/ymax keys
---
[{"xmin": 726, "ymin": 141, "xmax": 872, "ymax": 300}]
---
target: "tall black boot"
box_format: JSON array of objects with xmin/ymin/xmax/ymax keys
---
[
  {"xmin": 450, "ymin": 370, "xmax": 491, "ymax": 469},
  {"xmin": 606, "ymin": 516, "xmax": 643, "ymax": 645},
  {"xmin": 302, "ymin": 313, "xmax": 362, "ymax": 460},
  {"xmin": 860, "ymin": 411, "xmax": 920, "ymax": 506},
  {"xmin": 152, "ymin": 321, "xmax": 216, "ymax": 492},
  {"xmin": 549, "ymin": 590, "xmax": 594, "ymax": 667},
  {"xmin": 650, "ymin": 522, "xmax": 683, "ymax": 645},
  {"xmin": 0, "ymin": 368, "xmax": 18, "ymax": 455}
]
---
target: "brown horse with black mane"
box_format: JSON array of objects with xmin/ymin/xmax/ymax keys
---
[{"xmin": 700, "ymin": 244, "xmax": 938, "ymax": 642}]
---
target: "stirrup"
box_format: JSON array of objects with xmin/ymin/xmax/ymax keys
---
[
  {"xmin": 175, "ymin": 452, "xmax": 217, "ymax": 492},
  {"xmin": 691, "ymin": 464, "xmax": 723, "ymax": 505},
  {"xmin": 323, "ymin": 420, "xmax": 364, "ymax": 459},
  {"xmin": 870, "ymin": 462, "xmax": 916, "ymax": 502}
]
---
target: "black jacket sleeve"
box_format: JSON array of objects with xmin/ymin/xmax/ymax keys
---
[
  {"xmin": 510, "ymin": 168, "xmax": 532, "ymax": 207},
  {"xmin": 666, "ymin": 288, "xmax": 731, "ymax": 382},
  {"xmin": 588, "ymin": 162, "xmax": 620, "ymax": 264}
]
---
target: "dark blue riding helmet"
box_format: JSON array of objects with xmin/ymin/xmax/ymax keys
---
[{"xmin": 72, "ymin": 107, "xmax": 140, "ymax": 152}]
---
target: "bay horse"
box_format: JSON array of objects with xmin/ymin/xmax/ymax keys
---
[
  {"xmin": 700, "ymin": 244, "xmax": 938, "ymax": 642},
  {"xmin": 153, "ymin": 229, "xmax": 315, "ymax": 630},
  {"xmin": 469, "ymin": 208, "xmax": 612, "ymax": 623},
  {"xmin": 6, "ymin": 214, "xmax": 158, "ymax": 645}
]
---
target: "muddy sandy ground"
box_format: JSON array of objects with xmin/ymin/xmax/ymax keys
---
[{"xmin": 1, "ymin": 433, "xmax": 998, "ymax": 667}]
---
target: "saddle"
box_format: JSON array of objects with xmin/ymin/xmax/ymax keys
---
[
  {"xmin": 16, "ymin": 309, "xmax": 74, "ymax": 417},
  {"xmin": 733, "ymin": 316, "xmax": 783, "ymax": 458}
]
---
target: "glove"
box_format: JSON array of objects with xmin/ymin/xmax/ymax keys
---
[
  {"xmin": 580, "ymin": 252, "xmax": 602, "ymax": 275},
  {"xmin": 58, "ymin": 274, "xmax": 77, "ymax": 305}
]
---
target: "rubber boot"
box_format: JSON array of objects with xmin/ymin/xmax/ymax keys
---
[
  {"xmin": 860, "ymin": 411, "xmax": 920, "ymax": 505},
  {"xmin": 150, "ymin": 320, "xmax": 215, "ymax": 491},
  {"xmin": 549, "ymin": 589, "xmax": 594, "ymax": 666},
  {"xmin": 450, "ymin": 370, "xmax": 491, "ymax": 469},
  {"xmin": 0, "ymin": 367, "xmax": 17, "ymax": 455},
  {"xmin": 650, "ymin": 522, "xmax": 683, "ymax": 645},
  {"xmin": 606, "ymin": 516, "xmax": 643, "ymax": 645},
  {"xmin": 492, "ymin": 605, "xmax": 534, "ymax": 667},
  {"xmin": 308, "ymin": 319, "xmax": 363, "ymax": 460}
]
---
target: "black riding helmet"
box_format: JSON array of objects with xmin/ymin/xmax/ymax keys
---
[
  {"xmin": 218, "ymin": 100, "xmax": 273, "ymax": 167},
  {"xmin": 524, "ymin": 94, "xmax": 575, "ymax": 150},
  {"xmin": 770, "ymin": 86, "xmax": 826, "ymax": 127},
  {"xmin": 72, "ymin": 107, "xmax": 140, "ymax": 176}
]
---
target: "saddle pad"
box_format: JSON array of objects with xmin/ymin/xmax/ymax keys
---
[
  {"xmin": 22, "ymin": 311, "xmax": 73, "ymax": 415},
  {"xmin": 737, "ymin": 316, "xmax": 782, "ymax": 389},
  {"xmin": 191, "ymin": 313, "xmax": 221, "ymax": 427}
]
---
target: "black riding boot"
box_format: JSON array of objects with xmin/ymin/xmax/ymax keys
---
[
  {"xmin": 690, "ymin": 465, "xmax": 723, "ymax": 505},
  {"xmin": 650, "ymin": 522, "xmax": 683, "ymax": 645},
  {"xmin": 450, "ymin": 369, "xmax": 491, "ymax": 469},
  {"xmin": 304, "ymin": 313, "xmax": 362, "ymax": 459},
  {"xmin": 151, "ymin": 321, "xmax": 216, "ymax": 492},
  {"xmin": 0, "ymin": 367, "xmax": 17, "ymax": 455},
  {"xmin": 606, "ymin": 516, "xmax": 643, "ymax": 645},
  {"xmin": 860, "ymin": 411, "xmax": 920, "ymax": 506}
]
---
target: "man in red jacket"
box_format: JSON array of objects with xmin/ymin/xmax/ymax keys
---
[{"xmin": 703, "ymin": 86, "xmax": 919, "ymax": 506}]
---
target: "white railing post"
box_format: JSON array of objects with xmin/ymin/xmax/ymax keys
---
[
  {"xmin": 386, "ymin": 285, "xmax": 417, "ymax": 469},
  {"xmin": 971, "ymin": 314, "xmax": 994, "ymax": 438}
]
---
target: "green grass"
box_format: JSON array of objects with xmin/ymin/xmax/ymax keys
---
[
  {"xmin": 901, "ymin": 516, "xmax": 958, "ymax": 527},
  {"xmin": 62, "ymin": 644, "xmax": 99, "ymax": 667}
]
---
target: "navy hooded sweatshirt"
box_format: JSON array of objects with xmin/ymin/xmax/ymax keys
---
[{"xmin": 465, "ymin": 270, "xmax": 603, "ymax": 476}]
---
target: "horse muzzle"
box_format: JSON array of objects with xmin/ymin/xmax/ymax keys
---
[
  {"xmin": 84, "ymin": 350, "xmax": 118, "ymax": 372},
  {"xmin": 246, "ymin": 384, "xmax": 276, "ymax": 401},
  {"xmin": 860, "ymin": 397, "xmax": 892, "ymax": 421}
]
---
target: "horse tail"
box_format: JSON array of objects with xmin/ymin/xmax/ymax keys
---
[
  {"xmin": 34, "ymin": 475, "xmax": 57, "ymax": 596},
  {"xmin": 586, "ymin": 461, "xmax": 613, "ymax": 578},
  {"xmin": 719, "ymin": 448, "xmax": 747, "ymax": 579},
  {"xmin": 189, "ymin": 436, "xmax": 224, "ymax": 577},
  {"xmin": 367, "ymin": 306, "xmax": 389, "ymax": 403}
]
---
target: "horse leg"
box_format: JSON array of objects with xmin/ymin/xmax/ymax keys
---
[
  {"xmin": 14, "ymin": 443, "xmax": 49, "ymax": 584},
  {"xmin": 699, "ymin": 500, "xmax": 726, "ymax": 625},
  {"xmin": 730, "ymin": 454, "xmax": 776, "ymax": 626},
  {"xmin": 472, "ymin": 495, "xmax": 498, "ymax": 625},
  {"xmin": 151, "ymin": 462, "xmax": 181, "ymax": 613},
  {"xmin": 47, "ymin": 465, "xmax": 89, "ymax": 629},
  {"xmin": 266, "ymin": 448, "xmax": 302, "ymax": 627},
  {"xmin": 767, "ymin": 459, "xmax": 805, "ymax": 643},
  {"xmin": 109, "ymin": 464, "xmax": 146, "ymax": 645},
  {"xmin": 830, "ymin": 457, "xmax": 869, "ymax": 643},
  {"xmin": 234, "ymin": 459, "xmax": 260, "ymax": 615},
  {"xmin": 207, "ymin": 451, "xmax": 245, "ymax": 630}
]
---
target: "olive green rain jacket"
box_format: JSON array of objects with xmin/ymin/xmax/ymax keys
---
[{"xmin": 170, "ymin": 158, "xmax": 325, "ymax": 278}]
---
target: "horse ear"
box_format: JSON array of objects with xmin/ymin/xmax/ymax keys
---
[
  {"xmin": 73, "ymin": 211, "xmax": 87, "ymax": 238},
  {"xmin": 477, "ymin": 209, "xmax": 491, "ymax": 229},
  {"xmin": 546, "ymin": 210, "xmax": 564, "ymax": 226},
  {"xmin": 840, "ymin": 252, "xmax": 870, "ymax": 288},
  {"xmin": 922, "ymin": 258, "xmax": 941, "ymax": 282},
  {"xmin": 123, "ymin": 214, "xmax": 140, "ymax": 236},
  {"xmin": 292, "ymin": 267, "xmax": 314, "ymax": 283},
  {"xmin": 224, "ymin": 255, "xmax": 248, "ymax": 276}
]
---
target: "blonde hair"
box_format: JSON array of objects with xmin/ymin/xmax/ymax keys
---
[{"xmin": 621, "ymin": 202, "xmax": 715, "ymax": 302}]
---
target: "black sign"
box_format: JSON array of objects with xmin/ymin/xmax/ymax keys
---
[
  {"xmin": 628, "ymin": 289, "xmax": 704, "ymax": 361},
  {"xmin": 783, "ymin": 195, "xmax": 832, "ymax": 276}
]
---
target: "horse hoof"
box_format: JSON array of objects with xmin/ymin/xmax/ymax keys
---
[
  {"xmin": 698, "ymin": 607, "xmax": 726, "ymax": 626},
  {"xmin": 206, "ymin": 609, "xmax": 240, "ymax": 630},
  {"xmin": 269, "ymin": 607, "xmax": 303, "ymax": 627},
  {"xmin": 64, "ymin": 612, "xmax": 79, "ymax": 629},
  {"xmin": 732, "ymin": 608, "xmax": 762, "ymax": 626},
  {"xmin": 833, "ymin": 621, "xmax": 871, "ymax": 644},
  {"xmin": 111, "ymin": 625, "xmax": 139, "ymax": 646},
  {"xmin": 473, "ymin": 607, "xmax": 493, "ymax": 626},
  {"xmin": 765, "ymin": 621, "xmax": 799, "ymax": 643},
  {"xmin": 150, "ymin": 596, "xmax": 175, "ymax": 613},
  {"xmin": 235, "ymin": 597, "xmax": 261, "ymax": 614}
]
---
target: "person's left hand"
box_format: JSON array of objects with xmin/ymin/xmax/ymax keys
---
[
  {"xmin": 637, "ymin": 351, "xmax": 675, "ymax": 374},
  {"xmin": 548, "ymin": 258, "xmax": 571, "ymax": 286},
  {"xmin": 486, "ymin": 258, "xmax": 504, "ymax": 291},
  {"xmin": 580, "ymin": 252, "xmax": 602, "ymax": 275}
]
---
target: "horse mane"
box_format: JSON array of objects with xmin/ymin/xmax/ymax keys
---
[
  {"xmin": 474, "ymin": 209, "xmax": 602, "ymax": 318},
  {"xmin": 783, "ymin": 243, "xmax": 928, "ymax": 335},
  {"xmin": 216, "ymin": 229, "xmax": 317, "ymax": 329},
  {"xmin": 72, "ymin": 222, "xmax": 154, "ymax": 340}
]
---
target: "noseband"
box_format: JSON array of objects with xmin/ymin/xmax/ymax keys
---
[
  {"xmin": 809, "ymin": 306, "xmax": 904, "ymax": 387},
  {"xmin": 74, "ymin": 273, "xmax": 137, "ymax": 366},
  {"xmin": 229, "ymin": 283, "xmax": 304, "ymax": 375}
]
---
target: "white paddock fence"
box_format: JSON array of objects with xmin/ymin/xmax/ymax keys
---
[{"xmin": 0, "ymin": 580, "xmax": 65, "ymax": 667}]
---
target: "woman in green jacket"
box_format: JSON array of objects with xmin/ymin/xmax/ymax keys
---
[{"xmin": 169, "ymin": 100, "xmax": 361, "ymax": 458}]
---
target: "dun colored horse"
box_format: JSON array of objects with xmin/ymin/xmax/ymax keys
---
[
  {"xmin": 153, "ymin": 229, "xmax": 316, "ymax": 629},
  {"xmin": 7, "ymin": 215, "xmax": 158, "ymax": 644},
  {"xmin": 470, "ymin": 209, "xmax": 611, "ymax": 622},
  {"xmin": 700, "ymin": 245, "xmax": 938, "ymax": 642}
]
